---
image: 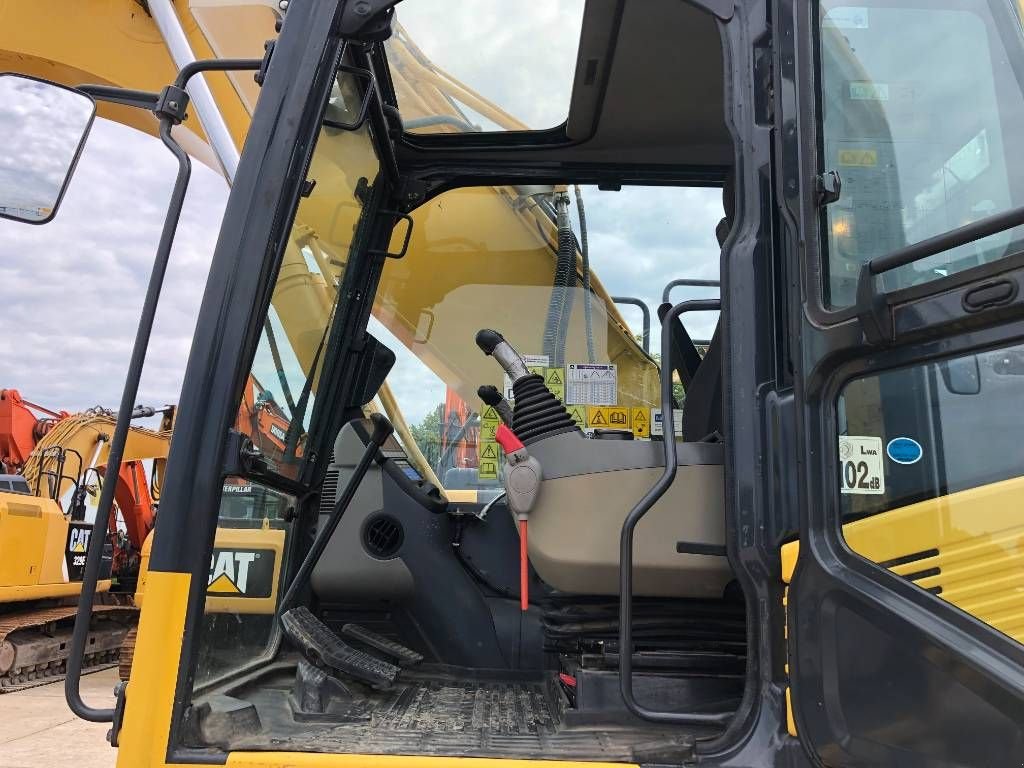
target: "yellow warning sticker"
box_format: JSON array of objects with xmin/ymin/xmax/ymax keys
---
[
  {"xmin": 566, "ymin": 405, "xmax": 587, "ymax": 428},
  {"xmin": 478, "ymin": 460, "xmax": 499, "ymax": 480},
  {"xmin": 630, "ymin": 407, "xmax": 650, "ymax": 438},
  {"xmin": 479, "ymin": 422, "xmax": 497, "ymax": 444},
  {"xmin": 586, "ymin": 405, "xmax": 630, "ymax": 429},
  {"xmin": 480, "ymin": 405, "xmax": 500, "ymax": 425},
  {"xmin": 837, "ymin": 148, "xmax": 877, "ymax": 167},
  {"xmin": 479, "ymin": 443, "xmax": 499, "ymax": 461},
  {"xmin": 544, "ymin": 367, "xmax": 565, "ymax": 402}
]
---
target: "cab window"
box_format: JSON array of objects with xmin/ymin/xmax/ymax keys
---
[
  {"xmin": 837, "ymin": 341, "xmax": 1024, "ymax": 646},
  {"xmin": 377, "ymin": 184, "xmax": 723, "ymax": 490},
  {"xmin": 819, "ymin": 0, "xmax": 1024, "ymax": 306}
]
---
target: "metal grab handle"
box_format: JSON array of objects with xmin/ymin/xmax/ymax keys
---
[
  {"xmin": 611, "ymin": 296, "xmax": 651, "ymax": 354},
  {"xmin": 278, "ymin": 414, "xmax": 394, "ymax": 615},
  {"xmin": 65, "ymin": 59, "xmax": 261, "ymax": 724},
  {"xmin": 618, "ymin": 297, "xmax": 731, "ymax": 726},
  {"xmin": 661, "ymin": 278, "xmax": 720, "ymax": 305}
]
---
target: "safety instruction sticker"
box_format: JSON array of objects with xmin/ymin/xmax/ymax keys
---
[
  {"xmin": 838, "ymin": 435, "xmax": 885, "ymax": 495},
  {"xmin": 586, "ymin": 405, "xmax": 630, "ymax": 430},
  {"xmin": 566, "ymin": 404, "xmax": 587, "ymax": 428},
  {"xmin": 477, "ymin": 441, "xmax": 500, "ymax": 481},
  {"xmin": 504, "ymin": 354, "xmax": 550, "ymax": 401},
  {"xmin": 630, "ymin": 407, "xmax": 650, "ymax": 438},
  {"xmin": 544, "ymin": 367, "xmax": 565, "ymax": 402},
  {"xmin": 566, "ymin": 363, "xmax": 617, "ymax": 406},
  {"xmin": 477, "ymin": 405, "xmax": 502, "ymax": 480},
  {"xmin": 651, "ymin": 409, "xmax": 683, "ymax": 437}
]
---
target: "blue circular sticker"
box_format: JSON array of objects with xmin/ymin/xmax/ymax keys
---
[{"xmin": 886, "ymin": 437, "xmax": 922, "ymax": 465}]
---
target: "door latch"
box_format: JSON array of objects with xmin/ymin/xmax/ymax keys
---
[{"xmin": 815, "ymin": 170, "xmax": 842, "ymax": 206}]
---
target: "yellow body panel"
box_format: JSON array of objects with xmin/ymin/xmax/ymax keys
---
[
  {"xmin": 0, "ymin": 490, "xmax": 113, "ymax": 599},
  {"xmin": 780, "ymin": 474, "xmax": 1024, "ymax": 643},
  {"xmin": 136, "ymin": 525, "xmax": 284, "ymax": 615},
  {"xmin": 204, "ymin": 525, "xmax": 285, "ymax": 615}
]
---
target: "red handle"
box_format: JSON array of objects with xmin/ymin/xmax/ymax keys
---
[
  {"xmin": 519, "ymin": 518, "xmax": 529, "ymax": 612},
  {"xmin": 496, "ymin": 423, "xmax": 525, "ymax": 454}
]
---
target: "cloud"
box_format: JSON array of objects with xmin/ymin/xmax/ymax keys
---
[
  {"xmin": 0, "ymin": 13, "xmax": 724, "ymax": 436},
  {"xmin": 0, "ymin": 117, "xmax": 228, "ymax": 414},
  {"xmin": 0, "ymin": 76, "xmax": 96, "ymax": 219}
]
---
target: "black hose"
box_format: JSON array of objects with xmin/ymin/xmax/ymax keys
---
[{"xmin": 542, "ymin": 193, "xmax": 577, "ymax": 367}]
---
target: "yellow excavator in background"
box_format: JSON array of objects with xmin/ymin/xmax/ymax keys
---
[{"xmin": 0, "ymin": 406, "xmax": 170, "ymax": 690}]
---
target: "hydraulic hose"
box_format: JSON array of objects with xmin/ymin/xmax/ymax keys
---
[
  {"xmin": 542, "ymin": 192, "xmax": 577, "ymax": 367},
  {"xmin": 575, "ymin": 185, "xmax": 595, "ymax": 363}
]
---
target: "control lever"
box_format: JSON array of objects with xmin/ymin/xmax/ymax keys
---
[
  {"xmin": 494, "ymin": 424, "xmax": 542, "ymax": 611},
  {"xmin": 279, "ymin": 413, "xmax": 393, "ymax": 614},
  {"xmin": 477, "ymin": 384, "xmax": 513, "ymax": 425}
]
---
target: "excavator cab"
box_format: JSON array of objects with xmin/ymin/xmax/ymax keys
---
[{"xmin": 4, "ymin": 0, "xmax": 1024, "ymax": 765}]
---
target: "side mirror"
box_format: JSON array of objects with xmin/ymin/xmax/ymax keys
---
[
  {"xmin": 939, "ymin": 355, "xmax": 981, "ymax": 395},
  {"xmin": 0, "ymin": 74, "xmax": 95, "ymax": 225}
]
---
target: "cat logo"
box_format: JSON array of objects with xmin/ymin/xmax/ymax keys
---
[
  {"xmin": 68, "ymin": 526, "xmax": 91, "ymax": 553},
  {"xmin": 207, "ymin": 548, "xmax": 275, "ymax": 597}
]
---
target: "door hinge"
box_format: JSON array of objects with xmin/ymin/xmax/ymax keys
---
[
  {"xmin": 254, "ymin": 39, "xmax": 275, "ymax": 86},
  {"xmin": 107, "ymin": 681, "xmax": 127, "ymax": 747},
  {"xmin": 815, "ymin": 170, "xmax": 842, "ymax": 206}
]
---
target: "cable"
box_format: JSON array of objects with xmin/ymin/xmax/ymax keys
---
[
  {"xmin": 575, "ymin": 185, "xmax": 595, "ymax": 363},
  {"xmin": 542, "ymin": 192, "xmax": 577, "ymax": 366}
]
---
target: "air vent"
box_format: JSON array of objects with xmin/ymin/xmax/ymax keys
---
[
  {"xmin": 320, "ymin": 453, "xmax": 339, "ymax": 516},
  {"xmin": 363, "ymin": 514, "xmax": 404, "ymax": 559}
]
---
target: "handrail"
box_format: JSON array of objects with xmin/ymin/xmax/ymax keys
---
[
  {"xmin": 611, "ymin": 296, "xmax": 651, "ymax": 354},
  {"xmin": 662, "ymin": 278, "xmax": 720, "ymax": 305},
  {"xmin": 618, "ymin": 297, "xmax": 731, "ymax": 726}
]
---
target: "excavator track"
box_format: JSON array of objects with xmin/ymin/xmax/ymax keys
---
[{"xmin": 0, "ymin": 603, "xmax": 137, "ymax": 693}]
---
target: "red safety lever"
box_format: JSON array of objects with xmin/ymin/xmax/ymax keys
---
[{"xmin": 495, "ymin": 424, "xmax": 534, "ymax": 612}]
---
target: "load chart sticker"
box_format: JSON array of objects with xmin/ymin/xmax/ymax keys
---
[
  {"xmin": 565, "ymin": 363, "xmax": 617, "ymax": 406},
  {"xmin": 838, "ymin": 435, "xmax": 885, "ymax": 495}
]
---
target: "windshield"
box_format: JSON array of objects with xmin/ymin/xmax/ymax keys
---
[{"xmin": 819, "ymin": 0, "xmax": 1024, "ymax": 306}]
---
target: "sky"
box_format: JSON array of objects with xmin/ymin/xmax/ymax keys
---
[{"xmin": 0, "ymin": 1, "xmax": 723, "ymax": 426}]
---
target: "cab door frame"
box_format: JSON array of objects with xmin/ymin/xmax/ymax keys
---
[
  {"xmin": 130, "ymin": 1, "xmax": 399, "ymax": 761},
  {"xmin": 776, "ymin": 0, "xmax": 1024, "ymax": 763}
]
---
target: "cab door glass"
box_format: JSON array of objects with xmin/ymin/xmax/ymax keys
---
[
  {"xmin": 819, "ymin": 1, "xmax": 1024, "ymax": 306},
  {"xmin": 837, "ymin": 341, "xmax": 1024, "ymax": 646}
]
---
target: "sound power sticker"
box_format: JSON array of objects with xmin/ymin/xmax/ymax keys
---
[{"xmin": 838, "ymin": 435, "xmax": 885, "ymax": 495}]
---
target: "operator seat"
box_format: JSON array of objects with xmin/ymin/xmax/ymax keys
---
[{"xmin": 670, "ymin": 171, "xmax": 733, "ymax": 442}]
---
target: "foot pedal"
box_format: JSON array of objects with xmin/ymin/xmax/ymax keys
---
[
  {"xmin": 281, "ymin": 607, "xmax": 399, "ymax": 690},
  {"xmin": 341, "ymin": 623, "xmax": 424, "ymax": 667}
]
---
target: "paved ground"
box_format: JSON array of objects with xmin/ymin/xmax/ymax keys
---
[{"xmin": 0, "ymin": 668, "xmax": 118, "ymax": 768}]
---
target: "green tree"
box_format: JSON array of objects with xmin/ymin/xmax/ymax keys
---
[{"xmin": 409, "ymin": 403, "xmax": 444, "ymax": 468}]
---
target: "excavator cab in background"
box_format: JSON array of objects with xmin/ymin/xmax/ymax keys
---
[{"xmin": 3, "ymin": 0, "xmax": 1024, "ymax": 765}]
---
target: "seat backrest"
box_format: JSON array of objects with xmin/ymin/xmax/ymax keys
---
[
  {"xmin": 681, "ymin": 321, "xmax": 722, "ymax": 441},
  {"xmin": 680, "ymin": 171, "xmax": 733, "ymax": 441}
]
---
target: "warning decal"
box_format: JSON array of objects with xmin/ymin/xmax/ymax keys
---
[
  {"xmin": 586, "ymin": 405, "xmax": 630, "ymax": 430},
  {"xmin": 566, "ymin": 405, "xmax": 587, "ymax": 428},
  {"xmin": 544, "ymin": 367, "xmax": 565, "ymax": 402},
  {"xmin": 630, "ymin": 407, "xmax": 650, "ymax": 438},
  {"xmin": 478, "ymin": 461, "xmax": 499, "ymax": 481}
]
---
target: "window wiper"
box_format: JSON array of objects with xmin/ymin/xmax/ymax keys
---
[{"xmin": 856, "ymin": 200, "xmax": 1024, "ymax": 344}]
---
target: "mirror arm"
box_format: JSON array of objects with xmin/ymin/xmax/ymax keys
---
[{"xmin": 77, "ymin": 85, "xmax": 160, "ymax": 111}]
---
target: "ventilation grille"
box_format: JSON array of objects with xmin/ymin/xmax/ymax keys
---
[
  {"xmin": 320, "ymin": 453, "xmax": 339, "ymax": 516},
  {"xmin": 880, "ymin": 548, "xmax": 943, "ymax": 595},
  {"xmin": 363, "ymin": 514, "xmax": 403, "ymax": 559}
]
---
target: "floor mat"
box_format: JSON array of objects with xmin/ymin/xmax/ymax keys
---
[{"xmin": 218, "ymin": 670, "xmax": 710, "ymax": 762}]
